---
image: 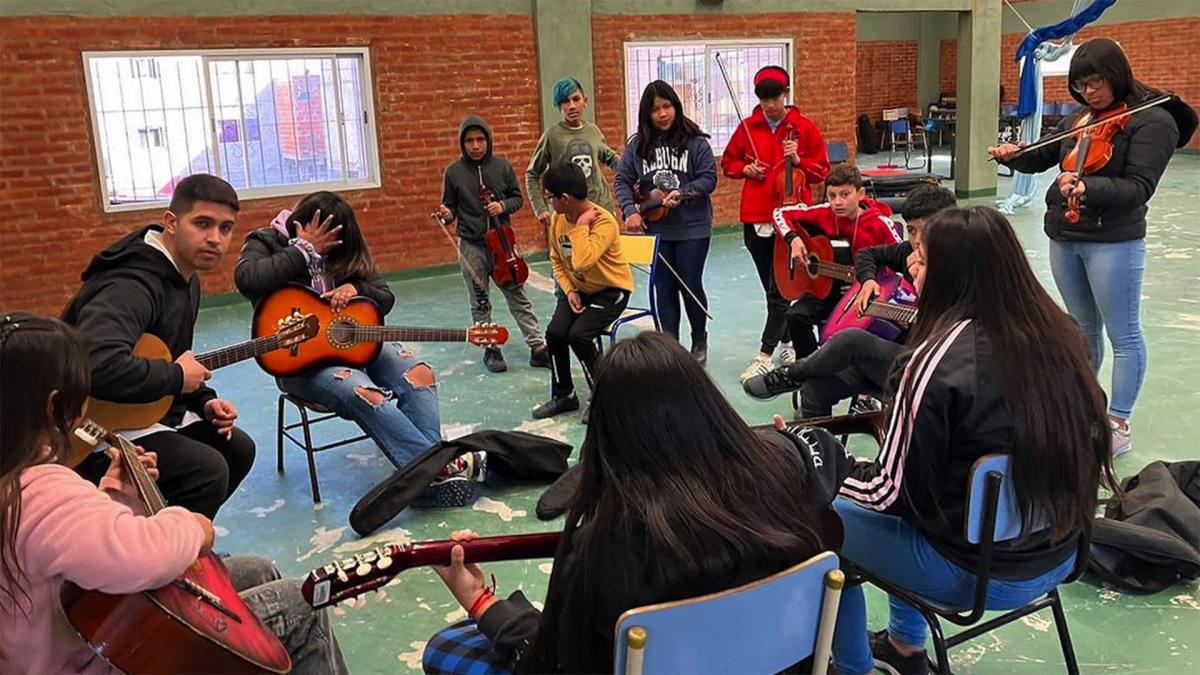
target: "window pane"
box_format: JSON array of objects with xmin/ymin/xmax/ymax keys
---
[
  {"xmin": 709, "ymin": 45, "xmax": 788, "ymax": 151},
  {"xmin": 624, "ymin": 44, "xmax": 705, "ymax": 142}
]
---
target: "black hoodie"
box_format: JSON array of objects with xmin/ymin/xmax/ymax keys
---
[
  {"xmin": 61, "ymin": 225, "xmax": 216, "ymax": 426},
  {"xmin": 440, "ymin": 115, "xmax": 524, "ymax": 242}
]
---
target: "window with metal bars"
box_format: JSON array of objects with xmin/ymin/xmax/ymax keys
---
[
  {"xmin": 623, "ymin": 41, "xmax": 792, "ymax": 154},
  {"xmin": 83, "ymin": 49, "xmax": 380, "ymax": 212}
]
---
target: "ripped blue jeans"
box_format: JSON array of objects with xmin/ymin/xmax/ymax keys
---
[{"xmin": 279, "ymin": 343, "xmax": 442, "ymax": 470}]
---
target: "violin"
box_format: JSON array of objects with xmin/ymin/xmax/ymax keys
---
[
  {"xmin": 1061, "ymin": 104, "xmax": 1129, "ymax": 224},
  {"xmin": 776, "ymin": 124, "xmax": 806, "ymax": 207},
  {"xmin": 633, "ymin": 170, "xmax": 694, "ymax": 222},
  {"xmin": 479, "ymin": 169, "xmax": 529, "ymax": 288}
]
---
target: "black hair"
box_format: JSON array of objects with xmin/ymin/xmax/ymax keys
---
[
  {"xmin": 542, "ymin": 161, "xmax": 588, "ymax": 200},
  {"xmin": 167, "ymin": 173, "xmax": 240, "ymax": 215},
  {"xmin": 900, "ymin": 184, "xmax": 957, "ymax": 222}
]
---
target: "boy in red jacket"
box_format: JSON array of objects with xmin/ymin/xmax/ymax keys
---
[
  {"xmin": 774, "ymin": 164, "xmax": 901, "ymax": 361},
  {"xmin": 720, "ymin": 65, "xmax": 830, "ymax": 383}
]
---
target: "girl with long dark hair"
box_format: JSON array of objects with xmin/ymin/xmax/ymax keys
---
[
  {"xmin": 236, "ymin": 192, "xmax": 478, "ymax": 505},
  {"xmin": 831, "ymin": 207, "xmax": 1120, "ymax": 675},
  {"xmin": 423, "ymin": 331, "xmax": 852, "ymax": 673},
  {"xmin": 990, "ymin": 37, "xmax": 1197, "ymax": 457},
  {"xmin": 0, "ymin": 313, "xmax": 346, "ymax": 673},
  {"xmin": 614, "ymin": 80, "xmax": 718, "ymax": 362}
]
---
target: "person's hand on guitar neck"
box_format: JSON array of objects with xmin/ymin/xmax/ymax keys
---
[
  {"xmin": 175, "ymin": 350, "xmax": 211, "ymax": 393},
  {"xmin": 322, "ymin": 283, "xmax": 357, "ymax": 313},
  {"xmin": 204, "ymin": 399, "xmax": 238, "ymax": 441},
  {"xmin": 102, "ymin": 444, "xmax": 215, "ymax": 554},
  {"xmin": 855, "ymin": 279, "xmax": 881, "ymax": 314},
  {"xmin": 294, "ymin": 208, "xmax": 343, "ymax": 256},
  {"xmin": 432, "ymin": 530, "xmax": 497, "ymax": 620}
]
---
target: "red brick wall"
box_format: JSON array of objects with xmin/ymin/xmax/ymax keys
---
[
  {"xmin": 939, "ymin": 18, "xmax": 1200, "ymax": 149},
  {"xmin": 591, "ymin": 13, "xmax": 857, "ymax": 230},
  {"xmin": 0, "ymin": 15, "xmax": 542, "ymax": 314},
  {"xmin": 855, "ymin": 41, "xmax": 919, "ymax": 125}
]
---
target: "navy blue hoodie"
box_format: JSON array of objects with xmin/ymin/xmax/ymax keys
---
[{"xmin": 614, "ymin": 134, "xmax": 717, "ymax": 242}]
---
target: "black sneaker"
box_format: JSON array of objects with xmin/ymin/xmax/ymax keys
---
[
  {"xmin": 529, "ymin": 345, "xmax": 552, "ymax": 369},
  {"xmin": 412, "ymin": 452, "xmax": 487, "ymax": 508},
  {"xmin": 484, "ymin": 347, "xmax": 508, "ymax": 373},
  {"xmin": 691, "ymin": 338, "xmax": 708, "ymax": 366},
  {"xmin": 742, "ymin": 366, "xmax": 803, "ymax": 400},
  {"xmin": 869, "ymin": 629, "xmax": 929, "ymax": 675},
  {"xmin": 849, "ymin": 396, "xmax": 883, "ymax": 415},
  {"xmin": 537, "ymin": 462, "xmax": 582, "ymax": 520},
  {"xmin": 532, "ymin": 393, "xmax": 580, "ymax": 419}
]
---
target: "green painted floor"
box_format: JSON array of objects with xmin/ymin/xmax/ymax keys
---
[{"xmin": 200, "ymin": 152, "xmax": 1199, "ymax": 673}]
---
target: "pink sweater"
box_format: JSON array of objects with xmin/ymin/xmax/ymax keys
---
[{"xmin": 0, "ymin": 464, "xmax": 206, "ymax": 674}]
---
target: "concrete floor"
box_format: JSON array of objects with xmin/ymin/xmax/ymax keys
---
[{"xmin": 200, "ymin": 152, "xmax": 1199, "ymax": 673}]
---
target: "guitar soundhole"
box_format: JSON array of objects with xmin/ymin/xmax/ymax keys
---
[{"xmin": 327, "ymin": 318, "xmax": 357, "ymax": 349}]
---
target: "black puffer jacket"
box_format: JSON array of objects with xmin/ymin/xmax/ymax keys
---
[{"xmin": 1003, "ymin": 95, "xmax": 1195, "ymax": 243}]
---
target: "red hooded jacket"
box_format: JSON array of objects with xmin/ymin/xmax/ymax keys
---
[
  {"xmin": 772, "ymin": 199, "xmax": 901, "ymax": 255},
  {"xmin": 720, "ymin": 106, "xmax": 830, "ymax": 224}
]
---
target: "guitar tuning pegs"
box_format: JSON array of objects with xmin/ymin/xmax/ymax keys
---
[
  {"xmin": 336, "ymin": 568, "xmax": 349, "ymax": 583},
  {"xmin": 377, "ymin": 555, "xmax": 393, "ymax": 570}
]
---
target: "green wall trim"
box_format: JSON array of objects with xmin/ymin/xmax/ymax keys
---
[
  {"xmin": 955, "ymin": 187, "xmax": 998, "ymax": 199},
  {"xmin": 1, "ymin": 0, "xmax": 534, "ymax": 17}
]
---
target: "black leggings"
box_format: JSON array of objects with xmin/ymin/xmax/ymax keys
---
[
  {"xmin": 546, "ymin": 288, "xmax": 629, "ymax": 397},
  {"xmin": 654, "ymin": 237, "xmax": 710, "ymax": 343}
]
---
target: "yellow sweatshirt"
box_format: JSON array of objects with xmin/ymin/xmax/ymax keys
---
[{"xmin": 548, "ymin": 205, "xmax": 635, "ymax": 296}]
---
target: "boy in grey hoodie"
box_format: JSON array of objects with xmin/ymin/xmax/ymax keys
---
[{"xmin": 436, "ymin": 115, "xmax": 550, "ymax": 373}]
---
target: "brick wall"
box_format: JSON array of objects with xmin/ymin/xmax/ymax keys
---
[
  {"xmin": 0, "ymin": 14, "xmax": 542, "ymax": 314},
  {"xmin": 591, "ymin": 13, "xmax": 857, "ymax": 230},
  {"xmin": 855, "ymin": 40, "xmax": 919, "ymax": 125},
  {"xmin": 939, "ymin": 18, "xmax": 1200, "ymax": 149}
]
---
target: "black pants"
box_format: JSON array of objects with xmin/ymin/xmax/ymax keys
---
[
  {"xmin": 546, "ymin": 288, "xmax": 629, "ymax": 397},
  {"xmin": 788, "ymin": 328, "xmax": 903, "ymax": 418},
  {"xmin": 743, "ymin": 224, "xmax": 789, "ymax": 355},
  {"xmin": 785, "ymin": 291, "xmax": 842, "ymax": 360},
  {"xmin": 79, "ymin": 421, "xmax": 256, "ymax": 519},
  {"xmin": 655, "ymin": 237, "xmax": 710, "ymax": 343}
]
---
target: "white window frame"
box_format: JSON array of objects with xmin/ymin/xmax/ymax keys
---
[
  {"xmin": 623, "ymin": 38, "xmax": 794, "ymax": 154},
  {"xmin": 83, "ymin": 47, "xmax": 382, "ymax": 213}
]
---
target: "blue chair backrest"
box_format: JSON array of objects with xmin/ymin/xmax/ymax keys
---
[
  {"xmin": 613, "ymin": 551, "xmax": 839, "ymax": 674},
  {"xmin": 1043, "ymin": 101, "xmax": 1058, "ymax": 116},
  {"xmin": 1000, "ymin": 104, "xmax": 1018, "ymax": 117},
  {"xmin": 1058, "ymin": 101, "xmax": 1078, "ymax": 116},
  {"xmin": 826, "ymin": 141, "xmax": 850, "ymax": 164},
  {"xmin": 965, "ymin": 454, "xmax": 1047, "ymax": 544},
  {"xmin": 890, "ymin": 119, "xmax": 909, "ymax": 135}
]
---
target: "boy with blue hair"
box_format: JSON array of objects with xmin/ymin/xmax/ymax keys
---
[{"xmin": 526, "ymin": 77, "xmax": 621, "ymax": 227}]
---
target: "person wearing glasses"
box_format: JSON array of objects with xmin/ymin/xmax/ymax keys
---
[{"xmin": 989, "ymin": 37, "xmax": 1196, "ymax": 458}]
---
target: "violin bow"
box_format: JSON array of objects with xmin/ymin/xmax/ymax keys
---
[
  {"xmin": 629, "ymin": 253, "xmax": 714, "ymax": 321},
  {"xmin": 714, "ymin": 52, "xmax": 764, "ymax": 167},
  {"xmin": 993, "ymin": 92, "xmax": 1173, "ymax": 162},
  {"xmin": 430, "ymin": 211, "xmax": 489, "ymax": 289}
]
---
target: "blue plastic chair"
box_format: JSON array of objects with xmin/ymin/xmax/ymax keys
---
[
  {"xmin": 845, "ymin": 454, "xmax": 1087, "ymax": 674},
  {"xmin": 613, "ymin": 551, "xmax": 845, "ymax": 675},
  {"xmin": 596, "ymin": 234, "xmax": 660, "ymax": 352},
  {"xmin": 826, "ymin": 140, "xmax": 850, "ymax": 165}
]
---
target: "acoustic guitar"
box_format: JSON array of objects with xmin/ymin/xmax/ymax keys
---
[
  {"xmin": 68, "ymin": 312, "xmax": 318, "ymax": 466},
  {"xmin": 253, "ymin": 284, "xmax": 509, "ymax": 378},
  {"xmin": 819, "ymin": 273, "xmax": 918, "ymax": 344},
  {"xmin": 65, "ymin": 420, "xmax": 291, "ymax": 674},
  {"xmin": 772, "ymin": 227, "xmax": 854, "ymax": 301}
]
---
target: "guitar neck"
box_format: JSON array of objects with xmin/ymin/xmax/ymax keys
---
[
  {"xmin": 864, "ymin": 301, "xmax": 917, "ymax": 324},
  {"xmin": 197, "ymin": 334, "xmax": 284, "ymax": 370},
  {"xmin": 812, "ymin": 260, "xmax": 855, "ymax": 283},
  {"xmin": 351, "ymin": 326, "xmax": 469, "ymax": 344}
]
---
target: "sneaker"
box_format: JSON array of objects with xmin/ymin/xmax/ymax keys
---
[
  {"xmin": 869, "ymin": 629, "xmax": 929, "ymax": 675},
  {"xmin": 691, "ymin": 338, "xmax": 708, "ymax": 366},
  {"xmin": 739, "ymin": 356, "xmax": 773, "ymax": 384},
  {"xmin": 529, "ymin": 345, "xmax": 552, "ymax": 369},
  {"xmin": 1110, "ymin": 418, "xmax": 1133, "ymax": 458},
  {"xmin": 743, "ymin": 366, "xmax": 803, "ymax": 400},
  {"xmin": 483, "ymin": 347, "xmax": 508, "ymax": 373},
  {"xmin": 412, "ymin": 452, "xmax": 486, "ymax": 508},
  {"xmin": 849, "ymin": 396, "xmax": 883, "ymax": 415},
  {"xmin": 532, "ymin": 393, "xmax": 580, "ymax": 419},
  {"xmin": 580, "ymin": 402, "xmax": 591, "ymax": 425},
  {"xmin": 778, "ymin": 343, "xmax": 797, "ymax": 366}
]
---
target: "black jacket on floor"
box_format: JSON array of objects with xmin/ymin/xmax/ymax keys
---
[{"xmin": 61, "ymin": 225, "xmax": 215, "ymax": 425}]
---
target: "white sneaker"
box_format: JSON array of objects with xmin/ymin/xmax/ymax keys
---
[
  {"xmin": 1110, "ymin": 418, "xmax": 1132, "ymax": 458},
  {"xmin": 739, "ymin": 356, "xmax": 773, "ymax": 384},
  {"xmin": 778, "ymin": 343, "xmax": 797, "ymax": 366}
]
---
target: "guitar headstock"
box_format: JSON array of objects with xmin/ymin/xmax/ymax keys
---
[
  {"xmin": 467, "ymin": 322, "xmax": 509, "ymax": 347},
  {"xmin": 275, "ymin": 311, "xmax": 320, "ymax": 348},
  {"xmin": 302, "ymin": 544, "xmax": 406, "ymax": 610}
]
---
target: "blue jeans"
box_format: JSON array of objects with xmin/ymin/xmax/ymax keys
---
[
  {"xmin": 1048, "ymin": 237, "xmax": 1147, "ymax": 418},
  {"xmin": 654, "ymin": 237, "xmax": 711, "ymax": 342},
  {"xmin": 832, "ymin": 499, "xmax": 1075, "ymax": 675},
  {"xmin": 279, "ymin": 343, "xmax": 442, "ymax": 470}
]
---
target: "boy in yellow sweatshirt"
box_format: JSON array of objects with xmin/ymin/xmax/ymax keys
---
[{"xmin": 533, "ymin": 161, "xmax": 634, "ymax": 421}]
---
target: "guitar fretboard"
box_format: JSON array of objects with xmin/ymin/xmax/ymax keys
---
[
  {"xmin": 349, "ymin": 327, "xmax": 468, "ymax": 343},
  {"xmin": 197, "ymin": 334, "xmax": 282, "ymax": 369},
  {"xmin": 865, "ymin": 301, "xmax": 917, "ymax": 323}
]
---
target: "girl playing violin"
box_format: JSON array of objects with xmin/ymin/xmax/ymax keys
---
[{"xmin": 989, "ymin": 37, "xmax": 1196, "ymax": 457}]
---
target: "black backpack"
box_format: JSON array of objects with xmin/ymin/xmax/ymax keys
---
[
  {"xmin": 856, "ymin": 114, "xmax": 879, "ymax": 154},
  {"xmin": 1088, "ymin": 460, "xmax": 1200, "ymax": 593}
]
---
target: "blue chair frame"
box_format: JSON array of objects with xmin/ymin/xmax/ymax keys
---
[
  {"xmin": 844, "ymin": 453, "xmax": 1088, "ymax": 674},
  {"xmin": 597, "ymin": 234, "xmax": 660, "ymax": 352}
]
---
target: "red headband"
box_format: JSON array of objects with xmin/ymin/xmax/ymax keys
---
[{"xmin": 753, "ymin": 66, "xmax": 789, "ymax": 88}]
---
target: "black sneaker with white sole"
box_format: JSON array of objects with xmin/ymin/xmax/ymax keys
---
[
  {"xmin": 742, "ymin": 366, "xmax": 804, "ymax": 400},
  {"xmin": 869, "ymin": 629, "xmax": 929, "ymax": 675}
]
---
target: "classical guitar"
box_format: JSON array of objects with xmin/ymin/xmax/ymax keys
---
[
  {"xmin": 301, "ymin": 532, "xmax": 561, "ymax": 610},
  {"xmin": 68, "ymin": 312, "xmax": 318, "ymax": 466},
  {"xmin": 772, "ymin": 226, "xmax": 855, "ymax": 302},
  {"xmin": 64, "ymin": 420, "xmax": 291, "ymax": 674},
  {"xmin": 253, "ymin": 284, "xmax": 509, "ymax": 378},
  {"xmin": 819, "ymin": 273, "xmax": 918, "ymax": 344}
]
